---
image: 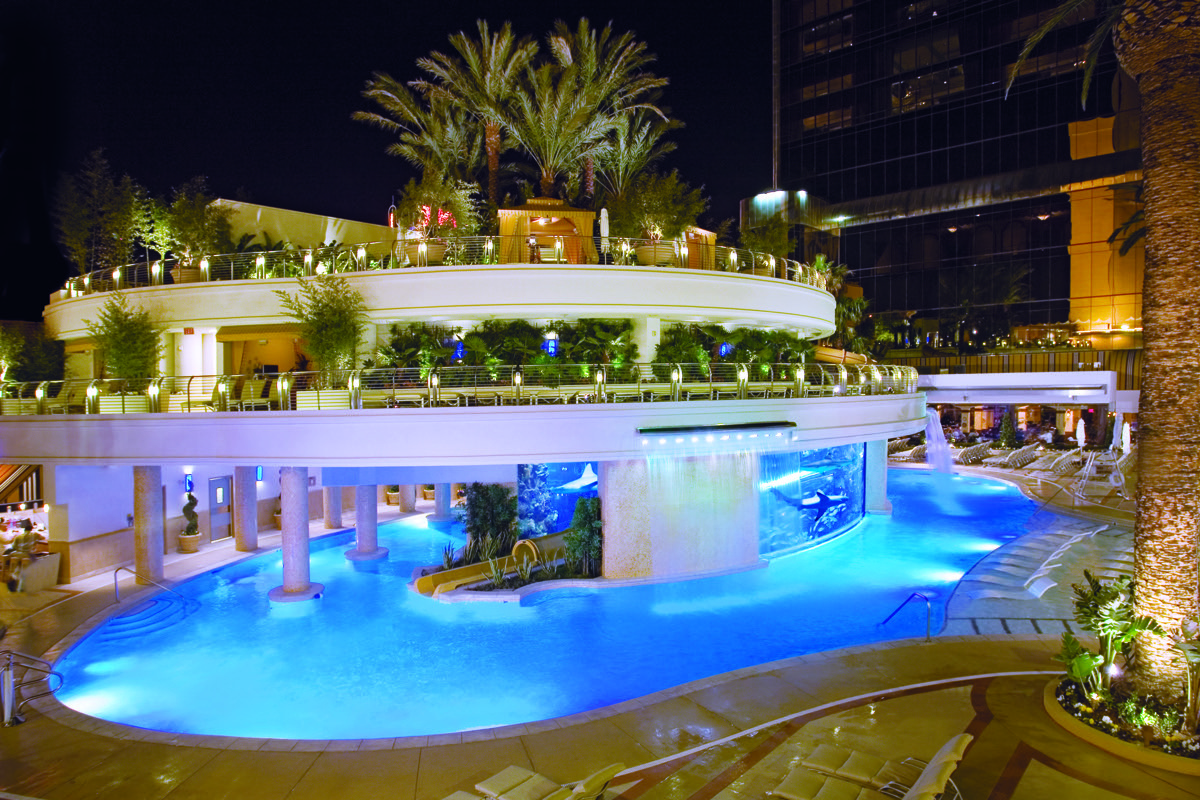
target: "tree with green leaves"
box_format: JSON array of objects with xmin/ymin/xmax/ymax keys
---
[
  {"xmin": 53, "ymin": 149, "xmax": 143, "ymax": 275},
  {"xmin": 607, "ymin": 169, "xmax": 707, "ymax": 240},
  {"xmin": 563, "ymin": 495, "xmax": 602, "ymax": 577},
  {"xmin": 274, "ymin": 273, "xmax": 368, "ymax": 386},
  {"xmin": 1011, "ymin": 0, "xmax": 1200, "ymax": 701},
  {"xmin": 461, "ymin": 482, "xmax": 519, "ymax": 562},
  {"xmin": 740, "ymin": 212, "xmax": 793, "ymax": 260},
  {"xmin": 413, "ymin": 20, "xmax": 539, "ymax": 207},
  {"xmin": 595, "ymin": 109, "xmax": 678, "ymax": 205},
  {"xmin": 163, "ymin": 177, "xmax": 234, "ymax": 265},
  {"xmin": 0, "ymin": 327, "xmax": 23, "ymax": 382},
  {"xmin": 85, "ymin": 293, "xmax": 160, "ymax": 385}
]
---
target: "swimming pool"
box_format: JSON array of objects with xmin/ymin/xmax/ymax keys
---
[{"xmin": 55, "ymin": 470, "xmax": 1043, "ymax": 739}]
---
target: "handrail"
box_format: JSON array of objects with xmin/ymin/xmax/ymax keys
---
[
  {"xmin": 113, "ymin": 566, "xmax": 187, "ymax": 604},
  {"xmin": 1, "ymin": 649, "xmax": 64, "ymax": 726},
  {"xmin": 0, "ymin": 363, "xmax": 920, "ymax": 416},
  {"xmin": 881, "ymin": 591, "xmax": 932, "ymax": 642},
  {"xmin": 55, "ymin": 237, "xmax": 833, "ymax": 298}
]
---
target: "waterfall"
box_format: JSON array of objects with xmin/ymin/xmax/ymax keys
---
[{"xmin": 925, "ymin": 408, "xmax": 954, "ymax": 473}]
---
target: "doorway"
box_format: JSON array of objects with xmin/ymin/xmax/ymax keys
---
[{"xmin": 208, "ymin": 476, "xmax": 233, "ymax": 542}]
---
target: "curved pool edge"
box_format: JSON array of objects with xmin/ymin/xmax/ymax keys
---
[{"xmin": 32, "ymin": 632, "xmax": 1061, "ymax": 749}]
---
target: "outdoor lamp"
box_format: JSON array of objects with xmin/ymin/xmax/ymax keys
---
[{"xmin": 730, "ymin": 250, "xmax": 738, "ymax": 269}]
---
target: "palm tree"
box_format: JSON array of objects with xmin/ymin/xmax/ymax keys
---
[
  {"xmin": 595, "ymin": 109, "xmax": 678, "ymax": 204},
  {"xmin": 546, "ymin": 18, "xmax": 669, "ymax": 199},
  {"xmin": 354, "ymin": 72, "xmax": 484, "ymax": 185},
  {"xmin": 414, "ymin": 21, "xmax": 539, "ymax": 208},
  {"xmin": 1012, "ymin": 0, "xmax": 1200, "ymax": 701},
  {"xmin": 506, "ymin": 60, "xmax": 619, "ymax": 198}
]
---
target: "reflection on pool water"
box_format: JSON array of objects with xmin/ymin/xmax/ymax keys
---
[{"xmin": 57, "ymin": 470, "xmax": 1045, "ymax": 739}]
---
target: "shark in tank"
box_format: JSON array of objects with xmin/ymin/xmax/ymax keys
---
[{"xmin": 769, "ymin": 488, "xmax": 849, "ymax": 527}]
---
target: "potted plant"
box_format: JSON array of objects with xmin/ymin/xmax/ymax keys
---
[
  {"xmin": 394, "ymin": 174, "xmax": 481, "ymax": 266},
  {"xmin": 178, "ymin": 492, "xmax": 202, "ymax": 553},
  {"xmin": 386, "ymin": 485, "xmax": 400, "ymax": 505},
  {"xmin": 608, "ymin": 170, "xmax": 707, "ymax": 267},
  {"xmin": 421, "ymin": 484, "xmax": 436, "ymax": 501}
]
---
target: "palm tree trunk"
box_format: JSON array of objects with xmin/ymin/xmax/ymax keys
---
[
  {"xmin": 1115, "ymin": 0, "xmax": 1200, "ymax": 700},
  {"xmin": 485, "ymin": 122, "xmax": 501, "ymax": 208},
  {"xmin": 540, "ymin": 171, "xmax": 556, "ymax": 198}
]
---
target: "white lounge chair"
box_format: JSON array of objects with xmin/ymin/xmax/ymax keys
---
[{"xmin": 473, "ymin": 763, "xmax": 625, "ymax": 800}]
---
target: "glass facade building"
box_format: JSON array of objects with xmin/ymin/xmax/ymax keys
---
[{"xmin": 772, "ymin": 0, "xmax": 1139, "ymax": 331}]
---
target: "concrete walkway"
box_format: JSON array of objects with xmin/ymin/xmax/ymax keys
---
[{"xmin": 4, "ymin": 467, "xmax": 1192, "ymax": 800}]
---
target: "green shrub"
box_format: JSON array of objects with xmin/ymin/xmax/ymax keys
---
[{"xmin": 563, "ymin": 496, "xmax": 603, "ymax": 578}]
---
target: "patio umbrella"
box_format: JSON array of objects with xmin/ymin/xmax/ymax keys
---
[
  {"xmin": 1076, "ymin": 418, "xmax": 1086, "ymax": 449},
  {"xmin": 1123, "ymin": 421, "xmax": 1132, "ymax": 452},
  {"xmin": 1110, "ymin": 413, "xmax": 1122, "ymax": 451}
]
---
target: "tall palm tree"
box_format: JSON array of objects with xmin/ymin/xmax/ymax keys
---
[
  {"xmin": 1012, "ymin": 0, "xmax": 1200, "ymax": 701},
  {"xmin": 547, "ymin": 18, "xmax": 669, "ymax": 199},
  {"xmin": 354, "ymin": 72, "xmax": 484, "ymax": 185},
  {"xmin": 414, "ymin": 21, "xmax": 539, "ymax": 208}
]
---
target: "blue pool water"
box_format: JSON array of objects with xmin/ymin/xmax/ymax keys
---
[{"xmin": 57, "ymin": 470, "xmax": 1046, "ymax": 739}]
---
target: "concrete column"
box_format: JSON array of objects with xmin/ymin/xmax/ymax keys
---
[
  {"xmin": 632, "ymin": 316, "xmax": 661, "ymax": 375},
  {"xmin": 428, "ymin": 482, "xmax": 454, "ymax": 529},
  {"xmin": 233, "ymin": 466, "xmax": 259, "ymax": 552},
  {"xmin": 346, "ymin": 485, "xmax": 388, "ymax": 561},
  {"xmin": 397, "ymin": 484, "xmax": 417, "ymax": 512},
  {"xmin": 269, "ymin": 467, "xmax": 323, "ymax": 602},
  {"xmin": 133, "ymin": 466, "xmax": 164, "ymax": 584},
  {"xmin": 864, "ymin": 439, "xmax": 893, "ymax": 515},
  {"xmin": 323, "ymin": 486, "xmax": 343, "ymax": 528}
]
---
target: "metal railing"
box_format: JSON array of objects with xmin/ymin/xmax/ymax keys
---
[
  {"xmin": 1, "ymin": 650, "xmax": 63, "ymax": 726},
  {"xmin": 56, "ymin": 236, "xmax": 833, "ymax": 299},
  {"xmin": 113, "ymin": 566, "xmax": 188, "ymax": 604},
  {"xmin": 881, "ymin": 591, "xmax": 933, "ymax": 642},
  {"xmin": 0, "ymin": 363, "xmax": 919, "ymax": 416}
]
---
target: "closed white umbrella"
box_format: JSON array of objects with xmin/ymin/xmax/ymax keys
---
[
  {"xmin": 1123, "ymin": 421, "xmax": 1133, "ymax": 452},
  {"xmin": 1076, "ymin": 418, "xmax": 1086, "ymax": 449},
  {"xmin": 1110, "ymin": 413, "xmax": 1122, "ymax": 451}
]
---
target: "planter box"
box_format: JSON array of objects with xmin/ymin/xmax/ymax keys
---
[
  {"xmin": 421, "ymin": 488, "xmax": 436, "ymax": 501},
  {"xmin": 98, "ymin": 395, "xmax": 150, "ymax": 414},
  {"xmin": 1, "ymin": 398, "xmax": 37, "ymax": 415},
  {"xmin": 386, "ymin": 491, "xmax": 400, "ymax": 505},
  {"xmin": 635, "ymin": 243, "xmax": 676, "ymax": 266},
  {"xmin": 177, "ymin": 533, "xmax": 202, "ymax": 553},
  {"xmin": 403, "ymin": 242, "xmax": 446, "ymax": 266}
]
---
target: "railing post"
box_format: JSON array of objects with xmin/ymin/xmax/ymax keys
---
[
  {"xmin": 1, "ymin": 653, "xmax": 16, "ymax": 727},
  {"xmin": 670, "ymin": 364, "xmax": 682, "ymax": 402},
  {"xmin": 349, "ymin": 370, "xmax": 362, "ymax": 409}
]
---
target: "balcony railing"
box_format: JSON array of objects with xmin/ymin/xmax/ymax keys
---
[
  {"xmin": 57, "ymin": 237, "xmax": 832, "ymax": 299},
  {"xmin": 0, "ymin": 363, "xmax": 917, "ymax": 416}
]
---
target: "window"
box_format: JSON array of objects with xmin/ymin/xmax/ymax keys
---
[
  {"xmin": 891, "ymin": 65, "xmax": 965, "ymax": 114},
  {"xmin": 803, "ymin": 13, "xmax": 854, "ymax": 55}
]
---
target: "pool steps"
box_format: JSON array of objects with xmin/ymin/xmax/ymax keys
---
[{"xmin": 95, "ymin": 595, "xmax": 198, "ymax": 642}]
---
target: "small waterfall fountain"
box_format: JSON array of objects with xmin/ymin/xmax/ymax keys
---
[{"xmin": 925, "ymin": 408, "xmax": 954, "ymax": 473}]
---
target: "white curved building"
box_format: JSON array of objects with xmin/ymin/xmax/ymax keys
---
[{"xmin": 3, "ymin": 201, "xmax": 926, "ymax": 596}]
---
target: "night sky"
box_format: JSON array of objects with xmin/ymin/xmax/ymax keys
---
[{"xmin": 0, "ymin": 1, "xmax": 772, "ymax": 317}]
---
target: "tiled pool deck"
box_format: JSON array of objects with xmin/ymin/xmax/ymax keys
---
[{"xmin": 4, "ymin": 467, "xmax": 1196, "ymax": 800}]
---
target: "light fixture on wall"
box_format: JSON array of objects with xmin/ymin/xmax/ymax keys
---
[
  {"xmin": 256, "ymin": 466, "xmax": 264, "ymax": 481},
  {"xmin": 185, "ymin": 474, "xmax": 194, "ymax": 493}
]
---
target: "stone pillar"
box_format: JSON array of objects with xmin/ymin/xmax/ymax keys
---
[
  {"xmin": 269, "ymin": 467, "xmax": 323, "ymax": 602},
  {"xmin": 397, "ymin": 484, "xmax": 417, "ymax": 512},
  {"xmin": 323, "ymin": 486, "xmax": 343, "ymax": 529},
  {"xmin": 632, "ymin": 316, "xmax": 661, "ymax": 376},
  {"xmin": 864, "ymin": 439, "xmax": 893, "ymax": 515},
  {"xmin": 233, "ymin": 466, "xmax": 259, "ymax": 552},
  {"xmin": 346, "ymin": 485, "xmax": 388, "ymax": 561},
  {"xmin": 428, "ymin": 482, "xmax": 454, "ymax": 529},
  {"xmin": 133, "ymin": 466, "xmax": 164, "ymax": 584}
]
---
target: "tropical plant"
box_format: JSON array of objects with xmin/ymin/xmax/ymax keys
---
[
  {"xmin": 595, "ymin": 109, "xmax": 678, "ymax": 203},
  {"xmin": 1055, "ymin": 570, "xmax": 1164, "ymax": 694},
  {"xmin": 413, "ymin": 20, "xmax": 540, "ymax": 207},
  {"xmin": 274, "ymin": 273, "xmax": 368, "ymax": 386},
  {"xmin": 460, "ymin": 483, "xmax": 518, "ymax": 562},
  {"xmin": 546, "ymin": 18, "xmax": 669, "ymax": 199},
  {"xmin": 1170, "ymin": 615, "xmax": 1200, "ymax": 729},
  {"xmin": 355, "ymin": 73, "xmax": 486, "ymax": 186},
  {"xmin": 85, "ymin": 293, "xmax": 160, "ymax": 385},
  {"xmin": 0, "ymin": 327, "xmax": 23, "ymax": 382},
  {"xmin": 1010, "ymin": 0, "xmax": 1200, "ymax": 702},
  {"xmin": 517, "ymin": 463, "xmax": 558, "ymax": 538},
  {"xmin": 563, "ymin": 495, "xmax": 602, "ymax": 578}
]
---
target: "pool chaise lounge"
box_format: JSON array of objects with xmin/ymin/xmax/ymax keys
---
[
  {"xmin": 442, "ymin": 763, "xmax": 626, "ymax": 800},
  {"xmin": 771, "ymin": 733, "xmax": 972, "ymax": 800}
]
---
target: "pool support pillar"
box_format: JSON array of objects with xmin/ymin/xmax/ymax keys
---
[
  {"xmin": 233, "ymin": 466, "xmax": 259, "ymax": 552},
  {"xmin": 427, "ymin": 482, "xmax": 454, "ymax": 529},
  {"xmin": 396, "ymin": 484, "xmax": 417, "ymax": 512},
  {"xmin": 346, "ymin": 484, "xmax": 387, "ymax": 561},
  {"xmin": 269, "ymin": 466, "xmax": 324, "ymax": 602},
  {"xmin": 865, "ymin": 439, "xmax": 893, "ymax": 515},
  {"xmin": 133, "ymin": 466, "xmax": 164, "ymax": 584},
  {"xmin": 323, "ymin": 486, "xmax": 343, "ymax": 529}
]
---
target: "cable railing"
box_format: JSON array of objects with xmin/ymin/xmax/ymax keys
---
[
  {"xmin": 0, "ymin": 363, "xmax": 918, "ymax": 416},
  {"xmin": 56, "ymin": 236, "xmax": 833, "ymax": 299}
]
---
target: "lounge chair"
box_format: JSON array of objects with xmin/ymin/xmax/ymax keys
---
[
  {"xmin": 772, "ymin": 733, "xmax": 971, "ymax": 800},
  {"xmin": 799, "ymin": 732, "xmax": 973, "ymax": 792},
  {"xmin": 472, "ymin": 763, "xmax": 625, "ymax": 800}
]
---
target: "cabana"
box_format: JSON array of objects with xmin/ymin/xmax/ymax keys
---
[{"xmin": 498, "ymin": 198, "xmax": 597, "ymax": 264}]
